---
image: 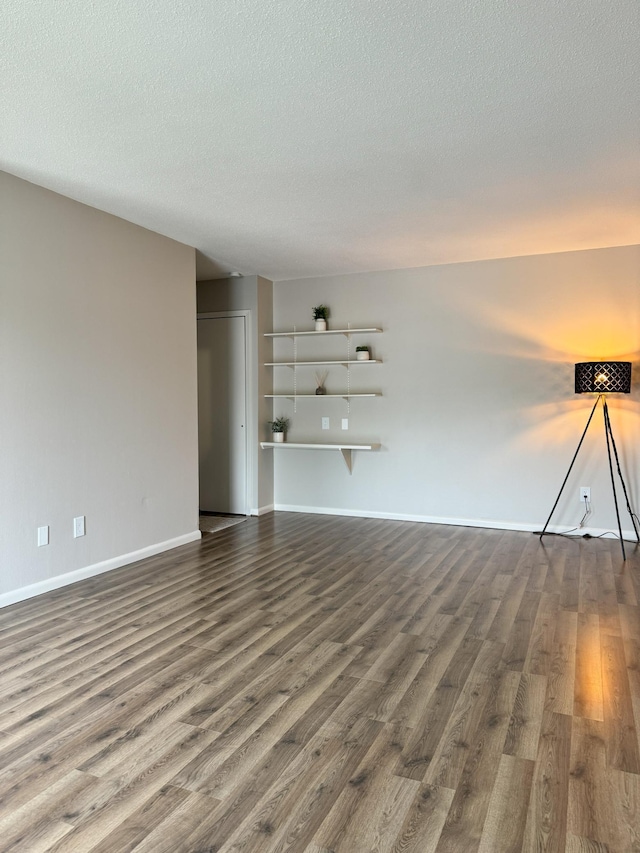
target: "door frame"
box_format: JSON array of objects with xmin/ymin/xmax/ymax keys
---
[{"xmin": 196, "ymin": 310, "xmax": 253, "ymax": 516}]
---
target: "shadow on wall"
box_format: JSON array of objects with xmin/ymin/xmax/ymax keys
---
[{"xmin": 428, "ymin": 282, "xmax": 640, "ymax": 511}]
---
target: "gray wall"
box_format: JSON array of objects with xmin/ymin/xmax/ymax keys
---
[
  {"xmin": 272, "ymin": 245, "xmax": 640, "ymax": 536},
  {"xmin": 0, "ymin": 172, "xmax": 199, "ymax": 606},
  {"xmin": 197, "ymin": 275, "xmax": 274, "ymax": 513}
]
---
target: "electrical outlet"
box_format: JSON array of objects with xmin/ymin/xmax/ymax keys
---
[
  {"xmin": 342, "ymin": 418, "xmax": 349, "ymax": 430},
  {"xmin": 322, "ymin": 417, "xmax": 330, "ymax": 430},
  {"xmin": 37, "ymin": 525, "xmax": 49, "ymax": 547},
  {"xmin": 73, "ymin": 516, "xmax": 86, "ymax": 538},
  {"xmin": 580, "ymin": 487, "xmax": 591, "ymax": 502}
]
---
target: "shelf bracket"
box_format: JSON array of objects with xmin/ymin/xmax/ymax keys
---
[{"xmin": 340, "ymin": 448, "xmax": 354, "ymax": 474}]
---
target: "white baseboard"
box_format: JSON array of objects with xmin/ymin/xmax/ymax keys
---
[
  {"xmin": 273, "ymin": 504, "xmax": 639, "ymax": 541},
  {"xmin": 0, "ymin": 530, "xmax": 202, "ymax": 611},
  {"xmin": 251, "ymin": 504, "xmax": 274, "ymax": 516}
]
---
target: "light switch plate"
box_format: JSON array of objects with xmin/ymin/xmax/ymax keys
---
[
  {"xmin": 342, "ymin": 418, "xmax": 349, "ymax": 430},
  {"xmin": 37, "ymin": 525, "xmax": 49, "ymax": 547}
]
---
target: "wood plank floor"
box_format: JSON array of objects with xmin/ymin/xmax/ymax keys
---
[{"xmin": 1, "ymin": 513, "xmax": 639, "ymax": 852}]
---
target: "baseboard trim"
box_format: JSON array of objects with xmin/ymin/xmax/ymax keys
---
[
  {"xmin": 251, "ymin": 504, "xmax": 275, "ymax": 516},
  {"xmin": 0, "ymin": 530, "xmax": 202, "ymax": 611},
  {"xmin": 272, "ymin": 504, "xmax": 639, "ymax": 541}
]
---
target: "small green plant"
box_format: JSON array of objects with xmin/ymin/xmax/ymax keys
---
[
  {"xmin": 355, "ymin": 345, "xmax": 370, "ymax": 352},
  {"xmin": 312, "ymin": 304, "xmax": 329, "ymax": 321},
  {"xmin": 269, "ymin": 416, "xmax": 290, "ymax": 433}
]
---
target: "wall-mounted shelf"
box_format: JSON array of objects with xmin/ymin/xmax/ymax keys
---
[
  {"xmin": 264, "ymin": 319, "xmax": 383, "ymax": 418},
  {"xmin": 260, "ymin": 441, "xmax": 380, "ymax": 473},
  {"xmin": 265, "ymin": 328, "xmax": 382, "ymax": 338},
  {"xmin": 265, "ymin": 393, "xmax": 381, "ymax": 399},
  {"xmin": 265, "ymin": 360, "xmax": 381, "ymax": 367}
]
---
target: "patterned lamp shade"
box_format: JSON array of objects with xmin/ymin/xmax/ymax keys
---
[{"xmin": 575, "ymin": 362, "xmax": 632, "ymax": 394}]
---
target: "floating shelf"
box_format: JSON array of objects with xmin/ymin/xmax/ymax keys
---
[
  {"xmin": 265, "ymin": 359, "xmax": 382, "ymax": 367},
  {"xmin": 265, "ymin": 328, "xmax": 382, "ymax": 338},
  {"xmin": 264, "ymin": 393, "xmax": 381, "ymax": 399},
  {"xmin": 260, "ymin": 441, "xmax": 380, "ymax": 473}
]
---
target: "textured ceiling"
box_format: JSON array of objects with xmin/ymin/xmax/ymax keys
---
[{"xmin": 1, "ymin": 1, "xmax": 639, "ymax": 281}]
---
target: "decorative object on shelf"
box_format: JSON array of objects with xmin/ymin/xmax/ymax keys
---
[
  {"xmin": 312, "ymin": 304, "xmax": 329, "ymax": 331},
  {"xmin": 355, "ymin": 345, "xmax": 370, "ymax": 361},
  {"xmin": 315, "ymin": 370, "xmax": 328, "ymax": 395},
  {"xmin": 539, "ymin": 361, "xmax": 639, "ymax": 560},
  {"xmin": 269, "ymin": 415, "xmax": 290, "ymax": 443}
]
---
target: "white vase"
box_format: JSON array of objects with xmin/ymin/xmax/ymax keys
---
[
  {"xmin": 273, "ymin": 431, "xmax": 285, "ymax": 443},
  {"xmin": 356, "ymin": 350, "xmax": 370, "ymax": 360},
  {"xmin": 315, "ymin": 319, "xmax": 327, "ymax": 331}
]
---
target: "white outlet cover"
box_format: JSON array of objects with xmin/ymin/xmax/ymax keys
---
[
  {"xmin": 74, "ymin": 516, "xmax": 86, "ymax": 537},
  {"xmin": 322, "ymin": 417, "xmax": 330, "ymax": 430},
  {"xmin": 342, "ymin": 418, "xmax": 349, "ymax": 430},
  {"xmin": 37, "ymin": 525, "xmax": 49, "ymax": 547}
]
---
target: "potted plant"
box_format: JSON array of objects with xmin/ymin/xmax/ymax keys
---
[
  {"xmin": 312, "ymin": 304, "xmax": 329, "ymax": 331},
  {"xmin": 269, "ymin": 416, "xmax": 290, "ymax": 442},
  {"xmin": 356, "ymin": 345, "xmax": 371, "ymax": 361}
]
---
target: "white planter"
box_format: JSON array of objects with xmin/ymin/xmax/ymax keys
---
[
  {"xmin": 272, "ymin": 431, "xmax": 285, "ymax": 443},
  {"xmin": 356, "ymin": 350, "xmax": 370, "ymax": 360},
  {"xmin": 315, "ymin": 319, "xmax": 327, "ymax": 331}
]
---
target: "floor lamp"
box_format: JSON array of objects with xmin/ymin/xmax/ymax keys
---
[{"xmin": 539, "ymin": 361, "xmax": 639, "ymax": 559}]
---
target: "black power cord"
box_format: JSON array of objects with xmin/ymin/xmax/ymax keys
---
[{"xmin": 533, "ymin": 497, "xmax": 607, "ymax": 540}]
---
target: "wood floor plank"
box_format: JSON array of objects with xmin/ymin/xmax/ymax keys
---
[
  {"xmin": 567, "ymin": 716, "xmax": 632, "ymax": 852},
  {"xmin": 601, "ymin": 632, "xmax": 640, "ymax": 774},
  {"xmin": 171, "ymin": 641, "xmax": 361, "ymax": 800},
  {"xmin": 560, "ymin": 551, "xmax": 580, "ymax": 612},
  {"xmin": 388, "ymin": 615, "xmax": 471, "ymax": 730},
  {"xmin": 309, "ymin": 724, "xmax": 420, "ymax": 853},
  {"xmin": 163, "ymin": 674, "xmax": 365, "ymax": 852},
  {"xmin": 0, "ymin": 769, "xmax": 97, "ymax": 851},
  {"xmin": 545, "ymin": 607, "xmax": 577, "ymax": 716},
  {"xmin": 522, "ymin": 710, "xmax": 572, "ymax": 853},
  {"xmin": 70, "ymin": 783, "xmax": 194, "ymax": 853},
  {"xmin": 0, "ymin": 677, "xmax": 193, "ymax": 819},
  {"xmin": 389, "ymin": 784, "xmax": 455, "ymax": 853},
  {"xmin": 395, "ymin": 635, "xmax": 484, "ymax": 782},
  {"xmin": 624, "ymin": 637, "xmax": 640, "ymax": 762},
  {"xmin": 604, "ymin": 767, "xmax": 640, "ymax": 851},
  {"xmin": 100, "ymin": 788, "xmax": 219, "ymax": 853},
  {"xmin": 477, "ymin": 753, "xmax": 535, "ymax": 853},
  {"xmin": 423, "ymin": 640, "xmax": 504, "ymax": 790},
  {"xmin": 46, "ymin": 727, "xmax": 220, "ymax": 852},
  {"xmin": 574, "ymin": 612, "xmax": 604, "ymax": 721},
  {"xmin": 619, "ymin": 604, "xmax": 640, "ymax": 640},
  {"xmin": 524, "ymin": 591, "xmax": 559, "ymax": 676},
  {"xmin": 501, "ymin": 589, "xmax": 541, "ymax": 671},
  {"xmin": 486, "ymin": 575, "xmax": 528, "ymax": 644},
  {"xmin": 565, "ymin": 834, "xmax": 612, "ymax": 852},
  {"xmin": 432, "ymin": 666, "xmax": 520, "ymax": 853},
  {"xmin": 212, "ymin": 719, "xmax": 383, "ymax": 853},
  {"xmin": 466, "ymin": 572, "xmax": 512, "ymax": 640},
  {"xmin": 0, "ymin": 515, "xmax": 638, "ymax": 852},
  {"xmin": 568, "ymin": 713, "xmax": 640, "ymax": 851},
  {"xmin": 503, "ymin": 671, "xmax": 547, "ymax": 761}
]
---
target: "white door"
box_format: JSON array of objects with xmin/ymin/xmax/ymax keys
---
[{"xmin": 197, "ymin": 316, "xmax": 247, "ymax": 514}]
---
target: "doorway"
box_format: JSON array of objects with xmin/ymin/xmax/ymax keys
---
[{"xmin": 197, "ymin": 314, "xmax": 248, "ymax": 515}]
